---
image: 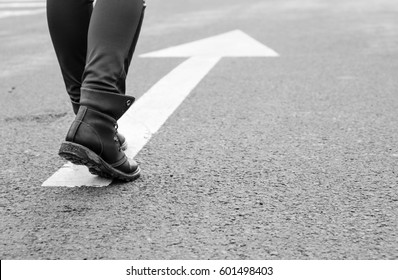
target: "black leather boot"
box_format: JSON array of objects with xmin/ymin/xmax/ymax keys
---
[
  {"xmin": 59, "ymin": 89, "xmax": 140, "ymax": 181},
  {"xmin": 71, "ymin": 99, "xmax": 128, "ymax": 151}
]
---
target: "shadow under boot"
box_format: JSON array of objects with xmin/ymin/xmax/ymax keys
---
[{"xmin": 59, "ymin": 90, "xmax": 139, "ymax": 181}]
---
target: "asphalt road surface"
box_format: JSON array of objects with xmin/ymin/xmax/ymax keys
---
[{"xmin": 1, "ymin": 0, "xmax": 397, "ymax": 259}]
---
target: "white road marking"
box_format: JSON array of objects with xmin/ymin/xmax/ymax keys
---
[
  {"xmin": 42, "ymin": 162, "xmax": 112, "ymax": 187},
  {"xmin": 42, "ymin": 30, "xmax": 279, "ymax": 187},
  {"xmin": 0, "ymin": 3, "xmax": 45, "ymax": 8},
  {"xmin": 119, "ymin": 56, "xmax": 221, "ymax": 157},
  {"xmin": 0, "ymin": 9, "xmax": 45, "ymax": 19},
  {"xmin": 0, "ymin": 1, "xmax": 45, "ymax": 19}
]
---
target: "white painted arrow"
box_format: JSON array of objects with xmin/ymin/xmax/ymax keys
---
[{"xmin": 42, "ymin": 30, "xmax": 279, "ymax": 187}]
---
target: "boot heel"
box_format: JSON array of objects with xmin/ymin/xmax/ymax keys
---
[{"xmin": 58, "ymin": 142, "xmax": 101, "ymax": 167}]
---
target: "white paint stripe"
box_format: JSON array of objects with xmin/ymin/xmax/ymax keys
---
[
  {"xmin": 0, "ymin": 9, "xmax": 45, "ymax": 19},
  {"xmin": 0, "ymin": 3, "xmax": 45, "ymax": 8},
  {"xmin": 42, "ymin": 57, "xmax": 220, "ymax": 187},
  {"xmin": 119, "ymin": 57, "xmax": 221, "ymax": 157},
  {"xmin": 42, "ymin": 162, "xmax": 112, "ymax": 187}
]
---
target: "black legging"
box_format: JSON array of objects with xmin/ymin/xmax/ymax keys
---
[{"xmin": 47, "ymin": 0, "xmax": 145, "ymax": 102}]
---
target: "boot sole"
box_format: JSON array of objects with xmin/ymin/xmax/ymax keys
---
[{"xmin": 58, "ymin": 142, "xmax": 140, "ymax": 182}]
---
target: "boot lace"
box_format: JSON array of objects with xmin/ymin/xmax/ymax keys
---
[{"xmin": 114, "ymin": 123, "xmax": 121, "ymax": 152}]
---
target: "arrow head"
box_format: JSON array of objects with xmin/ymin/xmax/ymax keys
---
[{"xmin": 140, "ymin": 30, "xmax": 279, "ymax": 58}]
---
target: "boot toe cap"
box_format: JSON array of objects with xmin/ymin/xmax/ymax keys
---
[{"xmin": 112, "ymin": 156, "xmax": 140, "ymax": 175}]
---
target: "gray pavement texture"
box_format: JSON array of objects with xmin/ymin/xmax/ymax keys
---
[{"xmin": 1, "ymin": 0, "xmax": 398, "ymax": 259}]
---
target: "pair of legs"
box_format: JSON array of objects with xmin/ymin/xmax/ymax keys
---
[
  {"xmin": 47, "ymin": 0, "xmax": 145, "ymax": 105},
  {"xmin": 47, "ymin": 0, "xmax": 146, "ymax": 180}
]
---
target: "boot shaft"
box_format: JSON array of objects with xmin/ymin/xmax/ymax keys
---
[{"xmin": 66, "ymin": 106, "xmax": 122, "ymax": 163}]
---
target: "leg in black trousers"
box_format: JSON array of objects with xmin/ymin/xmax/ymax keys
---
[
  {"xmin": 46, "ymin": 0, "xmax": 94, "ymax": 107},
  {"xmin": 47, "ymin": 0, "xmax": 145, "ymax": 110},
  {"xmin": 47, "ymin": 0, "xmax": 146, "ymax": 181}
]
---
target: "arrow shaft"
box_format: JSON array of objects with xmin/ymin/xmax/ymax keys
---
[{"xmin": 119, "ymin": 56, "xmax": 221, "ymax": 151}]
